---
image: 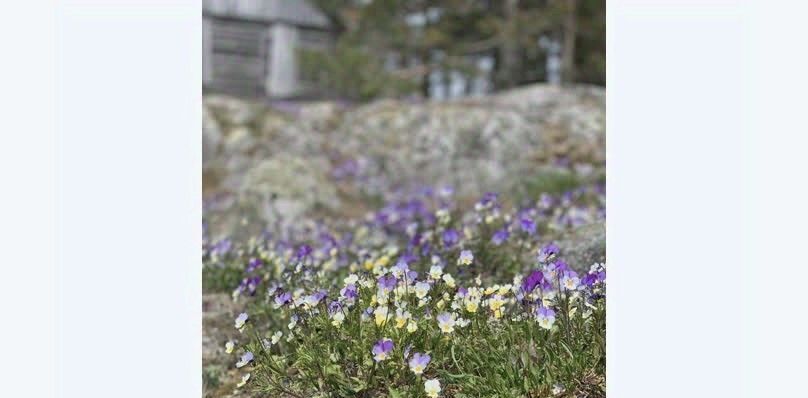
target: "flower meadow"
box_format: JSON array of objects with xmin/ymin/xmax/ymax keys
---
[{"xmin": 203, "ymin": 185, "xmax": 606, "ymax": 397}]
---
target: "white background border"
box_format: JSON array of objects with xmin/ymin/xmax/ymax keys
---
[{"xmin": 1, "ymin": 0, "xmax": 807, "ymax": 397}]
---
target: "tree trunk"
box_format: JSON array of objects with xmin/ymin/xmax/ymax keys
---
[
  {"xmin": 498, "ymin": 0, "xmax": 520, "ymax": 89},
  {"xmin": 561, "ymin": 0, "xmax": 578, "ymax": 83}
]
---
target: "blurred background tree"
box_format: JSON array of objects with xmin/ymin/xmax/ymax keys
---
[{"xmin": 301, "ymin": 0, "xmax": 604, "ymax": 101}]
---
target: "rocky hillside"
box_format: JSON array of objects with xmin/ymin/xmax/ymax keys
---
[{"xmin": 203, "ymin": 84, "xmax": 605, "ymax": 238}]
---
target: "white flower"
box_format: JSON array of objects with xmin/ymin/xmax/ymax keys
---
[
  {"xmin": 561, "ymin": 274, "xmax": 580, "ymax": 290},
  {"xmin": 224, "ymin": 340, "xmax": 235, "ymax": 354},
  {"xmin": 424, "ymin": 378, "xmax": 442, "ymax": 398},
  {"xmin": 236, "ymin": 373, "xmax": 250, "ymax": 388},
  {"xmin": 429, "ymin": 265, "xmax": 444, "ymax": 280},
  {"xmin": 406, "ymin": 320, "xmax": 418, "ymax": 333},
  {"xmin": 332, "ymin": 311, "xmax": 345, "ymax": 328},
  {"xmin": 436, "ymin": 312, "xmax": 456, "ymax": 334},
  {"xmin": 414, "ymin": 281, "xmax": 431, "ymax": 299},
  {"xmin": 457, "ymin": 250, "xmax": 474, "ymax": 266},
  {"xmin": 442, "ymin": 273, "xmax": 456, "ymax": 288},
  {"xmin": 234, "ymin": 312, "xmax": 248, "ymax": 331},
  {"xmin": 271, "ymin": 331, "xmax": 283, "ymax": 345},
  {"xmin": 344, "ymin": 274, "xmax": 359, "ymax": 285}
]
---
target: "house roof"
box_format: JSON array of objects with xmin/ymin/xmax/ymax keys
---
[{"xmin": 203, "ymin": 0, "xmax": 331, "ymax": 29}]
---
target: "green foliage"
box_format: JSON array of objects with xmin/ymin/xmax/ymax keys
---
[
  {"xmin": 203, "ymin": 265, "xmax": 244, "ymax": 294},
  {"xmin": 298, "ymin": 40, "xmax": 418, "ymax": 102},
  {"xmin": 515, "ymin": 169, "xmax": 582, "ymax": 203},
  {"xmin": 303, "ymin": 0, "xmax": 605, "ymax": 101}
]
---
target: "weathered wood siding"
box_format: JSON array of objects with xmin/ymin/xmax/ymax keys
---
[{"xmin": 205, "ymin": 17, "xmax": 269, "ymax": 97}]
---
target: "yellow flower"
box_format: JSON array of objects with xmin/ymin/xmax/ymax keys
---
[
  {"xmin": 395, "ymin": 309, "xmax": 411, "ymax": 329},
  {"xmin": 374, "ymin": 306, "xmax": 390, "ymax": 327},
  {"xmin": 464, "ymin": 298, "xmax": 479, "ymax": 313},
  {"xmin": 407, "ymin": 320, "xmax": 418, "ymax": 333}
]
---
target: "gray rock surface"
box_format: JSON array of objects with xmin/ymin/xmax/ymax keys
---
[
  {"xmin": 557, "ymin": 222, "xmax": 606, "ymax": 272},
  {"xmin": 203, "ymin": 84, "xmax": 605, "ymax": 236}
]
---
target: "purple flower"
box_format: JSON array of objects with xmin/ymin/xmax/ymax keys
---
[
  {"xmin": 235, "ymin": 351, "xmax": 254, "ymax": 368},
  {"xmin": 340, "ymin": 284, "xmax": 358, "ymax": 300},
  {"xmin": 274, "ymin": 292, "xmax": 292, "ymax": 307},
  {"xmin": 442, "ymin": 229, "xmax": 459, "ymax": 247},
  {"xmin": 328, "ymin": 300, "xmax": 342, "ymax": 314},
  {"xmin": 519, "ymin": 217, "xmax": 536, "ymax": 235},
  {"xmin": 295, "ymin": 244, "xmax": 313, "ymax": 261},
  {"xmin": 246, "ymin": 257, "xmax": 262, "ymax": 273},
  {"xmin": 537, "ymin": 243, "xmax": 560, "ymax": 263},
  {"xmin": 408, "ymin": 352, "xmax": 431, "ymax": 375},
  {"xmin": 491, "ymin": 228, "xmax": 510, "ymax": 245},
  {"xmin": 372, "ymin": 338, "xmax": 394, "ymax": 362},
  {"xmin": 522, "ymin": 269, "xmax": 544, "ymax": 293},
  {"xmin": 392, "ymin": 259, "xmax": 410, "ymax": 278},
  {"xmin": 377, "ymin": 275, "xmax": 398, "ymax": 293},
  {"xmin": 478, "ymin": 192, "xmax": 499, "ymax": 208},
  {"xmin": 213, "ymin": 238, "xmax": 232, "ymax": 256}
]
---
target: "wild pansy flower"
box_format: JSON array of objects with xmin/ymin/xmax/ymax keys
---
[
  {"xmin": 429, "ymin": 265, "xmax": 443, "ymax": 280},
  {"xmin": 561, "ymin": 270, "xmax": 581, "ymax": 291},
  {"xmin": 372, "ymin": 338, "xmax": 394, "ymax": 362},
  {"xmin": 436, "ymin": 312, "xmax": 456, "ymax": 334},
  {"xmin": 406, "ymin": 320, "xmax": 418, "ymax": 333},
  {"xmin": 344, "ymin": 273, "xmax": 359, "ymax": 285},
  {"xmin": 414, "ymin": 281, "xmax": 431, "ymax": 299},
  {"xmin": 491, "ymin": 228, "xmax": 510, "ymax": 245},
  {"xmin": 270, "ymin": 331, "xmax": 282, "ymax": 345},
  {"xmin": 424, "ymin": 378, "xmax": 442, "ymax": 398},
  {"xmin": 236, "ymin": 373, "xmax": 250, "ymax": 388},
  {"xmin": 374, "ymin": 305, "xmax": 390, "ymax": 326},
  {"xmin": 489, "ymin": 294, "xmax": 507, "ymax": 318},
  {"xmin": 224, "ymin": 340, "xmax": 235, "ymax": 354},
  {"xmin": 288, "ymin": 314, "xmax": 299, "ymax": 330},
  {"xmin": 442, "ymin": 229, "xmax": 459, "ymax": 247},
  {"xmin": 544, "ymin": 260, "xmax": 569, "ymax": 281},
  {"xmin": 464, "ymin": 295, "xmax": 480, "ymax": 313},
  {"xmin": 304, "ymin": 292, "xmax": 324, "ymax": 309},
  {"xmin": 537, "ymin": 243, "xmax": 560, "ymax": 263},
  {"xmin": 391, "ymin": 259, "xmax": 409, "ymax": 279},
  {"xmin": 457, "ymin": 250, "xmax": 474, "ymax": 266},
  {"xmin": 234, "ymin": 312, "xmax": 249, "ymax": 331},
  {"xmin": 409, "ymin": 352, "xmax": 431, "ymax": 375},
  {"xmin": 340, "ymin": 284, "xmax": 358, "ymax": 303},
  {"xmin": 520, "ymin": 216, "xmax": 537, "ymax": 235},
  {"xmin": 442, "ymin": 273, "xmax": 455, "ymax": 287},
  {"xmin": 377, "ymin": 274, "xmax": 397, "ymax": 295},
  {"xmin": 395, "ymin": 308, "xmax": 411, "ymax": 328},
  {"xmin": 246, "ymin": 257, "xmax": 262, "ymax": 273},
  {"xmin": 536, "ymin": 306, "xmax": 556, "ymax": 329},
  {"xmin": 331, "ymin": 311, "xmax": 345, "ymax": 328},
  {"xmin": 274, "ymin": 292, "xmax": 292, "ymax": 308},
  {"xmin": 235, "ymin": 351, "xmax": 254, "ymax": 368},
  {"xmin": 522, "ymin": 270, "xmax": 544, "ymax": 294}
]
